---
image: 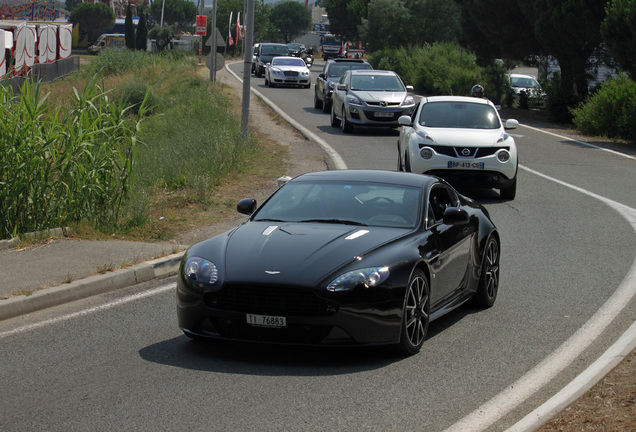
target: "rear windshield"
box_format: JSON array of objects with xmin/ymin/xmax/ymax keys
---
[
  {"xmin": 418, "ymin": 101, "xmax": 500, "ymax": 129},
  {"xmin": 327, "ymin": 63, "xmax": 373, "ymax": 78}
]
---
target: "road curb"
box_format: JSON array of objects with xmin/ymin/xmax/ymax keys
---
[{"xmin": 0, "ymin": 252, "xmax": 184, "ymax": 321}]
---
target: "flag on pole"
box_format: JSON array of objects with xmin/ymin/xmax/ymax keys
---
[
  {"xmin": 236, "ymin": 12, "xmax": 241, "ymax": 46},
  {"xmin": 228, "ymin": 11, "xmax": 234, "ymax": 46}
]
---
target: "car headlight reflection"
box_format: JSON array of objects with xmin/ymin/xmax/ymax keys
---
[
  {"xmin": 184, "ymin": 257, "xmax": 219, "ymax": 284},
  {"xmin": 327, "ymin": 267, "xmax": 390, "ymax": 292},
  {"xmin": 420, "ymin": 147, "xmax": 433, "ymax": 159},
  {"xmin": 497, "ymin": 149, "xmax": 511, "ymax": 162}
]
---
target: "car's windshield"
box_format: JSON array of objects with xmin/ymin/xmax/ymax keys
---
[
  {"xmin": 253, "ymin": 181, "xmax": 420, "ymax": 229},
  {"xmin": 273, "ymin": 57, "xmax": 306, "ymax": 67},
  {"xmin": 511, "ymin": 76, "xmax": 541, "ymax": 89},
  {"xmin": 418, "ymin": 101, "xmax": 501, "ymax": 129},
  {"xmin": 327, "ymin": 63, "xmax": 372, "ymax": 78},
  {"xmin": 262, "ymin": 45, "xmax": 289, "ymax": 56},
  {"xmin": 350, "ymin": 74, "xmax": 404, "ymax": 91},
  {"xmin": 323, "ymin": 36, "xmax": 340, "ymax": 45}
]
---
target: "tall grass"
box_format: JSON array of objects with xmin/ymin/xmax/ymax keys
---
[
  {"xmin": 0, "ymin": 76, "xmax": 148, "ymax": 239},
  {"xmin": 1, "ymin": 50, "xmax": 254, "ymax": 240}
]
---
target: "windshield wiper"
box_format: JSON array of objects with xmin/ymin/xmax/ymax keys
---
[
  {"xmin": 298, "ymin": 219, "xmax": 368, "ymax": 226},
  {"xmin": 254, "ymin": 218, "xmax": 286, "ymax": 222}
]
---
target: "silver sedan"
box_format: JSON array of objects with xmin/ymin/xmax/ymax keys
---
[{"xmin": 330, "ymin": 69, "xmax": 416, "ymax": 133}]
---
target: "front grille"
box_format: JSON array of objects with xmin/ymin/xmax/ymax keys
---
[
  {"xmin": 283, "ymin": 71, "xmax": 299, "ymax": 77},
  {"xmin": 211, "ymin": 318, "xmax": 333, "ymax": 344},
  {"xmin": 204, "ymin": 284, "xmax": 333, "ymax": 316},
  {"xmin": 366, "ymin": 101, "xmax": 401, "ymax": 107}
]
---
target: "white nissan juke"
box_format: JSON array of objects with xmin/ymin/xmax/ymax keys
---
[{"xmin": 397, "ymin": 95, "xmax": 519, "ymax": 199}]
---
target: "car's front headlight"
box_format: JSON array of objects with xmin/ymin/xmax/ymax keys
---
[
  {"xmin": 270, "ymin": 67, "xmax": 282, "ymax": 76},
  {"xmin": 184, "ymin": 256, "xmax": 219, "ymax": 285},
  {"xmin": 345, "ymin": 94, "xmax": 362, "ymax": 105},
  {"xmin": 403, "ymin": 95, "xmax": 415, "ymax": 105},
  {"xmin": 327, "ymin": 267, "xmax": 390, "ymax": 292}
]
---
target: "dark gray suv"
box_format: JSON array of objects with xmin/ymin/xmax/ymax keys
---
[
  {"xmin": 314, "ymin": 59, "xmax": 372, "ymax": 113},
  {"xmin": 254, "ymin": 43, "xmax": 290, "ymax": 77}
]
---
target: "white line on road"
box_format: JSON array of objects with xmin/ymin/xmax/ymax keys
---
[
  {"xmin": 443, "ymin": 162, "xmax": 636, "ymax": 431},
  {"xmin": 0, "ymin": 284, "xmax": 175, "ymax": 339}
]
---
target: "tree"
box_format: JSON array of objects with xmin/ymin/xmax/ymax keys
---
[
  {"xmin": 601, "ymin": 0, "xmax": 636, "ymax": 79},
  {"xmin": 148, "ymin": 0, "xmax": 198, "ymax": 51},
  {"xmin": 149, "ymin": 0, "xmax": 198, "ymax": 31},
  {"xmin": 321, "ymin": 0, "xmax": 369, "ymax": 42},
  {"xmin": 125, "ymin": 4, "xmax": 135, "ymax": 50},
  {"xmin": 136, "ymin": 9, "xmax": 149, "ymax": 51},
  {"xmin": 68, "ymin": 2, "xmax": 116, "ymax": 44},
  {"xmin": 360, "ymin": 0, "xmax": 411, "ymax": 52},
  {"xmin": 64, "ymin": 0, "xmax": 81, "ymax": 12},
  {"xmin": 270, "ymin": 1, "xmax": 311, "ymax": 43}
]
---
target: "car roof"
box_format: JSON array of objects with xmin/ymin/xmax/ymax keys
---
[
  {"xmin": 421, "ymin": 95, "xmax": 493, "ymax": 106},
  {"xmin": 291, "ymin": 170, "xmax": 438, "ymax": 189},
  {"xmin": 349, "ymin": 69, "xmax": 396, "ymax": 76},
  {"xmin": 328, "ymin": 59, "xmax": 370, "ymax": 64},
  {"xmin": 509, "ymin": 73, "xmax": 537, "ymax": 79}
]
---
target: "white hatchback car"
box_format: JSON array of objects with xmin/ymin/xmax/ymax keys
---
[
  {"xmin": 264, "ymin": 56, "xmax": 311, "ymax": 88},
  {"xmin": 397, "ymin": 96, "xmax": 519, "ymax": 199}
]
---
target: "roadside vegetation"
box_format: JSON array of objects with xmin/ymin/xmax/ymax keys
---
[{"xmin": 0, "ymin": 50, "xmax": 282, "ymax": 241}]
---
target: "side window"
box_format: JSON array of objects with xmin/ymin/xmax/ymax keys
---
[
  {"xmin": 427, "ymin": 186, "xmax": 457, "ymax": 226},
  {"xmin": 339, "ymin": 71, "xmax": 349, "ymax": 85}
]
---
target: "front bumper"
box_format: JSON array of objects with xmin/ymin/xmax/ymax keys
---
[
  {"xmin": 407, "ymin": 144, "xmax": 518, "ymax": 186},
  {"xmin": 345, "ymin": 104, "xmax": 415, "ymax": 128},
  {"xmin": 176, "ymin": 277, "xmax": 404, "ymax": 346}
]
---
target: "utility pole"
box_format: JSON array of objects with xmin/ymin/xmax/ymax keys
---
[
  {"xmin": 240, "ymin": 0, "xmax": 255, "ymax": 138},
  {"xmin": 210, "ymin": 0, "xmax": 217, "ymax": 82}
]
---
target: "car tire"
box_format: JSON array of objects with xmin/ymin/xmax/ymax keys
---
[
  {"xmin": 304, "ymin": 83, "xmax": 311, "ymax": 89},
  {"xmin": 404, "ymin": 151, "xmax": 412, "ymax": 172},
  {"xmin": 314, "ymin": 90, "xmax": 323, "ymax": 109},
  {"xmin": 341, "ymin": 107, "xmax": 353, "ymax": 133},
  {"xmin": 470, "ymin": 236, "xmax": 500, "ymax": 308},
  {"xmin": 397, "ymin": 142, "xmax": 403, "ymax": 171},
  {"xmin": 330, "ymin": 104, "xmax": 341, "ymax": 128},
  {"xmin": 322, "ymin": 99, "xmax": 330, "ymax": 114},
  {"xmin": 264, "ymin": 76, "xmax": 269, "ymax": 86},
  {"xmin": 500, "ymin": 176, "xmax": 517, "ymax": 200},
  {"xmin": 396, "ymin": 269, "xmax": 430, "ymax": 355}
]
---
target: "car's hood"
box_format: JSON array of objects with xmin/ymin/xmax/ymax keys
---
[
  {"xmin": 224, "ymin": 222, "xmax": 407, "ymax": 285},
  {"xmin": 423, "ymin": 128, "xmax": 505, "ymax": 147},
  {"xmin": 271, "ymin": 65, "xmax": 308, "ymax": 72},
  {"xmin": 352, "ymin": 91, "xmax": 407, "ymax": 104}
]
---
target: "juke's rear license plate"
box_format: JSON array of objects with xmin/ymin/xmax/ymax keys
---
[
  {"xmin": 246, "ymin": 314, "xmax": 287, "ymax": 328},
  {"xmin": 448, "ymin": 161, "xmax": 485, "ymax": 169}
]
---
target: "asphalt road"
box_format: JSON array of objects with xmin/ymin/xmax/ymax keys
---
[{"xmin": 0, "ymin": 60, "xmax": 634, "ymax": 432}]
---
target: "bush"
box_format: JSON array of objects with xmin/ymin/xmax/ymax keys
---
[
  {"xmin": 572, "ymin": 74, "xmax": 636, "ymax": 143},
  {"xmin": 368, "ymin": 43, "xmax": 483, "ymax": 97}
]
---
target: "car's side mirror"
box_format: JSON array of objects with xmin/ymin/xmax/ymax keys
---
[
  {"xmin": 398, "ymin": 115, "xmax": 413, "ymax": 126},
  {"xmin": 505, "ymin": 119, "xmax": 519, "ymax": 130},
  {"xmin": 406, "ymin": 85, "xmax": 414, "ymax": 92},
  {"xmin": 237, "ymin": 198, "xmax": 257, "ymax": 215},
  {"xmin": 318, "ymin": 73, "xmax": 325, "ymax": 79},
  {"xmin": 442, "ymin": 207, "xmax": 469, "ymax": 226},
  {"xmin": 337, "ymin": 83, "xmax": 346, "ymax": 91}
]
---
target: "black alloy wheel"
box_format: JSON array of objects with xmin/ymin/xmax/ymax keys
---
[
  {"xmin": 397, "ymin": 269, "xmax": 430, "ymax": 355},
  {"xmin": 471, "ymin": 236, "xmax": 500, "ymax": 308}
]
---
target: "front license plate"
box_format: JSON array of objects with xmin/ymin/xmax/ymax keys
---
[
  {"xmin": 246, "ymin": 314, "xmax": 287, "ymax": 328},
  {"xmin": 374, "ymin": 111, "xmax": 394, "ymax": 118},
  {"xmin": 448, "ymin": 161, "xmax": 485, "ymax": 169}
]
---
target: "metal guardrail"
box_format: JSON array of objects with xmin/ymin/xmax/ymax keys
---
[{"xmin": 5, "ymin": 55, "xmax": 80, "ymax": 92}]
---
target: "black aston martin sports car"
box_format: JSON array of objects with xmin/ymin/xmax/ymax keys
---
[{"xmin": 176, "ymin": 170, "xmax": 500, "ymax": 355}]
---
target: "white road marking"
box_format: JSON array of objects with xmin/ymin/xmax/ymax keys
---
[
  {"xmin": 443, "ymin": 166, "xmax": 636, "ymax": 432},
  {"xmin": 0, "ymin": 284, "xmax": 175, "ymax": 339}
]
